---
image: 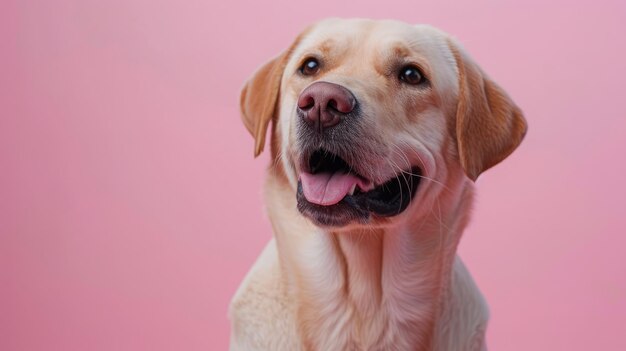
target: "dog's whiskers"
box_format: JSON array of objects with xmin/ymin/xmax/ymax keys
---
[
  {"xmin": 392, "ymin": 142, "xmax": 453, "ymax": 194},
  {"xmin": 386, "ymin": 157, "xmax": 411, "ymax": 212}
]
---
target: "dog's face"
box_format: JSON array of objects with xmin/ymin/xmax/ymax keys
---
[{"xmin": 241, "ymin": 19, "xmax": 526, "ymax": 228}]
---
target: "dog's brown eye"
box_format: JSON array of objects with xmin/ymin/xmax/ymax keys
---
[
  {"xmin": 399, "ymin": 65, "xmax": 424, "ymax": 85},
  {"xmin": 300, "ymin": 58, "xmax": 320, "ymax": 76}
]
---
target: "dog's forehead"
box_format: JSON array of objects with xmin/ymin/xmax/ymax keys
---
[
  {"xmin": 296, "ymin": 19, "xmax": 448, "ymax": 59},
  {"xmin": 321, "ymin": 19, "xmax": 419, "ymax": 36}
]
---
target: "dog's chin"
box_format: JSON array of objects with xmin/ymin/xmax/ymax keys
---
[{"xmin": 295, "ymin": 149, "xmax": 422, "ymax": 228}]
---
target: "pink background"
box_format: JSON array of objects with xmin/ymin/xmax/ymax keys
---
[{"xmin": 2, "ymin": 0, "xmax": 625, "ymax": 350}]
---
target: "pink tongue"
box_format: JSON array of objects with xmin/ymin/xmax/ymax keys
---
[{"xmin": 300, "ymin": 172, "xmax": 372, "ymax": 206}]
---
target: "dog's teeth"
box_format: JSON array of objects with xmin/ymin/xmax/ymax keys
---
[{"xmin": 348, "ymin": 184, "xmax": 357, "ymax": 196}]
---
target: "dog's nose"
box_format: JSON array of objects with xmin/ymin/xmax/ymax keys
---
[{"xmin": 297, "ymin": 82, "xmax": 356, "ymax": 132}]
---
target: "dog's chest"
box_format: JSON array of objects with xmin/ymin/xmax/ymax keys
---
[
  {"xmin": 293, "ymin": 232, "xmax": 441, "ymax": 351},
  {"xmin": 307, "ymin": 295, "xmax": 435, "ymax": 351},
  {"xmin": 230, "ymin": 238, "xmax": 489, "ymax": 351}
]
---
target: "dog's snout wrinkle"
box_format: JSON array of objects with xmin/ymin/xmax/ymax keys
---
[{"xmin": 297, "ymin": 81, "xmax": 356, "ymax": 133}]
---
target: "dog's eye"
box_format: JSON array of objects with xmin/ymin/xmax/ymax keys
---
[
  {"xmin": 300, "ymin": 58, "xmax": 320, "ymax": 76},
  {"xmin": 399, "ymin": 65, "xmax": 424, "ymax": 85}
]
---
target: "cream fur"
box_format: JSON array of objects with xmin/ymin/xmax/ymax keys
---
[{"xmin": 231, "ymin": 18, "xmax": 525, "ymax": 351}]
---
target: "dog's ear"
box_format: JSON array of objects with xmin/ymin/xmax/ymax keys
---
[
  {"xmin": 447, "ymin": 39, "xmax": 527, "ymax": 181},
  {"xmin": 240, "ymin": 32, "xmax": 308, "ymax": 157},
  {"xmin": 240, "ymin": 54, "xmax": 288, "ymax": 157}
]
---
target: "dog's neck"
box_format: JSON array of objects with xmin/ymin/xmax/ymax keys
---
[{"xmin": 265, "ymin": 168, "xmax": 474, "ymax": 351}]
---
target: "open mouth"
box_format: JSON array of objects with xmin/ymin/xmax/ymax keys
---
[{"xmin": 296, "ymin": 149, "xmax": 421, "ymax": 226}]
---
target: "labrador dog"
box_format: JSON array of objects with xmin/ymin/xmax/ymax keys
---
[{"xmin": 229, "ymin": 18, "xmax": 527, "ymax": 351}]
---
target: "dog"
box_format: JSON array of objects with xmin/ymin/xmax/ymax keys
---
[{"xmin": 229, "ymin": 18, "xmax": 527, "ymax": 351}]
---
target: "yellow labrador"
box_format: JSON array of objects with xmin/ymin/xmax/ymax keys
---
[{"xmin": 230, "ymin": 18, "xmax": 526, "ymax": 351}]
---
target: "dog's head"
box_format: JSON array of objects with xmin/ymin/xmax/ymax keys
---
[{"xmin": 240, "ymin": 19, "xmax": 527, "ymax": 228}]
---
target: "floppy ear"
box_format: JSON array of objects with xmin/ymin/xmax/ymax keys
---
[
  {"xmin": 240, "ymin": 52, "xmax": 290, "ymax": 157},
  {"xmin": 448, "ymin": 39, "xmax": 528, "ymax": 181}
]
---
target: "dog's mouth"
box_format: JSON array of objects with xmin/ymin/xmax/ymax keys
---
[{"xmin": 296, "ymin": 149, "xmax": 421, "ymax": 227}]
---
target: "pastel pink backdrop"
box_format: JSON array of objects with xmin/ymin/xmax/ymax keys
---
[{"xmin": 2, "ymin": 0, "xmax": 625, "ymax": 350}]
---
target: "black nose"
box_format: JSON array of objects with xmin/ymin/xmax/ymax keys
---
[{"xmin": 297, "ymin": 81, "xmax": 356, "ymax": 133}]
